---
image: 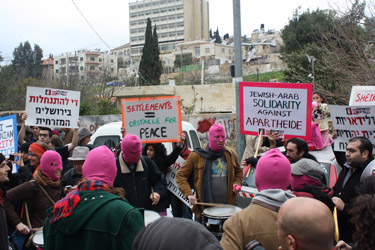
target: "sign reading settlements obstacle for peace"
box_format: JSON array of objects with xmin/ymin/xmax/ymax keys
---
[
  {"xmin": 349, "ymin": 86, "xmax": 375, "ymax": 106},
  {"xmin": 25, "ymin": 86, "xmax": 80, "ymax": 128},
  {"xmin": 240, "ymin": 82, "xmax": 312, "ymax": 140},
  {"xmin": 121, "ymin": 96, "xmax": 182, "ymax": 143},
  {"xmin": 330, "ymin": 105, "xmax": 375, "ymax": 152},
  {"xmin": 0, "ymin": 115, "xmax": 18, "ymax": 158}
]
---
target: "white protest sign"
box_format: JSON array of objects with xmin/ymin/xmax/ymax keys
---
[
  {"xmin": 330, "ymin": 105, "xmax": 375, "ymax": 152},
  {"xmin": 349, "ymin": 86, "xmax": 375, "ymax": 106},
  {"xmin": 0, "ymin": 115, "xmax": 18, "ymax": 173},
  {"xmin": 166, "ymin": 156, "xmax": 192, "ymax": 207},
  {"xmin": 25, "ymin": 86, "xmax": 80, "ymax": 128},
  {"xmin": 240, "ymin": 82, "xmax": 312, "ymax": 140},
  {"xmin": 121, "ymin": 96, "xmax": 182, "ymax": 143}
]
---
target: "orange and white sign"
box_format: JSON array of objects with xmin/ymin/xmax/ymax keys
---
[{"xmin": 121, "ymin": 96, "xmax": 182, "ymax": 143}]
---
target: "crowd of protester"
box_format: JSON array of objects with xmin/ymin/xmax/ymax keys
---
[{"xmin": 0, "ymin": 89, "xmax": 374, "ymax": 250}]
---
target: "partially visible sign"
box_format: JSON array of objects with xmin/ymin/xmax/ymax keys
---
[
  {"xmin": 240, "ymin": 82, "xmax": 312, "ymax": 140},
  {"xmin": 166, "ymin": 156, "xmax": 192, "ymax": 207},
  {"xmin": 25, "ymin": 86, "xmax": 80, "ymax": 128},
  {"xmin": 349, "ymin": 86, "xmax": 375, "ymax": 106},
  {"xmin": 330, "ymin": 105, "xmax": 375, "ymax": 152},
  {"xmin": 121, "ymin": 96, "xmax": 182, "ymax": 143},
  {"xmin": 0, "ymin": 115, "xmax": 18, "ymax": 172}
]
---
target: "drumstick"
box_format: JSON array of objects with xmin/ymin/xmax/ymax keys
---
[
  {"xmin": 333, "ymin": 207, "xmax": 339, "ymax": 243},
  {"xmin": 196, "ymin": 202, "xmax": 225, "ymax": 207}
]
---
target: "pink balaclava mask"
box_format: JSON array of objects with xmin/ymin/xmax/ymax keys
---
[
  {"xmin": 255, "ymin": 149, "xmax": 292, "ymax": 192},
  {"xmin": 121, "ymin": 134, "xmax": 142, "ymax": 164},
  {"xmin": 40, "ymin": 150, "xmax": 63, "ymax": 181},
  {"xmin": 82, "ymin": 146, "xmax": 117, "ymax": 186},
  {"xmin": 208, "ymin": 124, "xmax": 225, "ymax": 152}
]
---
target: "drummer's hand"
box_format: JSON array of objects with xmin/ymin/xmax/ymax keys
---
[
  {"xmin": 233, "ymin": 184, "xmax": 241, "ymax": 194},
  {"xmin": 16, "ymin": 222, "xmax": 30, "ymax": 235},
  {"xmin": 336, "ymin": 240, "xmax": 352, "ymax": 250},
  {"xmin": 150, "ymin": 192, "xmax": 160, "ymax": 205},
  {"xmin": 188, "ymin": 195, "xmax": 197, "ymax": 206}
]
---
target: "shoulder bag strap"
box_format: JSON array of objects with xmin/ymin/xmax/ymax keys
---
[{"xmin": 35, "ymin": 182, "xmax": 56, "ymax": 205}]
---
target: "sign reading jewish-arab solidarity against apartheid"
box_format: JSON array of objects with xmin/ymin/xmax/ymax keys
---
[
  {"xmin": 240, "ymin": 82, "xmax": 312, "ymax": 140},
  {"xmin": 166, "ymin": 156, "xmax": 192, "ymax": 207},
  {"xmin": 349, "ymin": 86, "xmax": 375, "ymax": 106},
  {"xmin": 121, "ymin": 96, "xmax": 182, "ymax": 143},
  {"xmin": 25, "ymin": 86, "xmax": 80, "ymax": 128},
  {"xmin": 330, "ymin": 105, "xmax": 375, "ymax": 152},
  {"xmin": 0, "ymin": 115, "xmax": 18, "ymax": 159}
]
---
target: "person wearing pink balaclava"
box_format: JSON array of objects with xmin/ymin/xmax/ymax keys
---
[
  {"xmin": 176, "ymin": 124, "xmax": 243, "ymax": 220},
  {"xmin": 220, "ymin": 149, "xmax": 295, "ymax": 250},
  {"xmin": 3, "ymin": 150, "xmax": 62, "ymax": 239},
  {"xmin": 113, "ymin": 134, "xmax": 167, "ymax": 212},
  {"xmin": 43, "ymin": 145, "xmax": 145, "ymax": 250}
]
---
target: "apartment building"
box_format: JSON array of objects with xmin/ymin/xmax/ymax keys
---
[
  {"xmin": 129, "ymin": 0, "xmax": 209, "ymax": 63},
  {"xmin": 54, "ymin": 50, "xmax": 118, "ymax": 83}
]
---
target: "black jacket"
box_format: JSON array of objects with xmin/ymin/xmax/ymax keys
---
[
  {"xmin": 114, "ymin": 154, "xmax": 167, "ymax": 211},
  {"xmin": 333, "ymin": 156, "xmax": 374, "ymax": 243}
]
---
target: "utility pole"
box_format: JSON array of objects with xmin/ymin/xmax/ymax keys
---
[{"xmin": 233, "ymin": 0, "xmax": 245, "ymax": 159}]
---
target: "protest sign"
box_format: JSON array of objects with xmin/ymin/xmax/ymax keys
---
[
  {"xmin": 330, "ymin": 105, "xmax": 375, "ymax": 152},
  {"xmin": 0, "ymin": 115, "xmax": 17, "ymax": 157},
  {"xmin": 240, "ymin": 82, "xmax": 312, "ymax": 140},
  {"xmin": 121, "ymin": 96, "xmax": 182, "ymax": 143},
  {"xmin": 25, "ymin": 86, "xmax": 80, "ymax": 128},
  {"xmin": 166, "ymin": 156, "xmax": 192, "ymax": 207},
  {"xmin": 349, "ymin": 86, "xmax": 375, "ymax": 106}
]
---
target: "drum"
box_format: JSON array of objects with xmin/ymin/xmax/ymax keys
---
[
  {"xmin": 202, "ymin": 204, "xmax": 242, "ymax": 238},
  {"xmin": 144, "ymin": 210, "xmax": 161, "ymax": 226},
  {"xmin": 32, "ymin": 229, "xmax": 44, "ymax": 248}
]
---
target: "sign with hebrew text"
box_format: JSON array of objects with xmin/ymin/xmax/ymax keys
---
[
  {"xmin": 25, "ymin": 86, "xmax": 81, "ymax": 128},
  {"xmin": 330, "ymin": 105, "xmax": 375, "ymax": 152}
]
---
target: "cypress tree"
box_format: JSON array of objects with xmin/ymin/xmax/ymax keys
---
[{"xmin": 139, "ymin": 18, "xmax": 161, "ymax": 85}]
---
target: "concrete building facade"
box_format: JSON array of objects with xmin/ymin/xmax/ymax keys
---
[
  {"xmin": 129, "ymin": 0, "xmax": 209, "ymax": 64},
  {"xmin": 54, "ymin": 50, "xmax": 118, "ymax": 83}
]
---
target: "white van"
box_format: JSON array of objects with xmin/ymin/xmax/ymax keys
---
[{"xmin": 90, "ymin": 121, "xmax": 201, "ymax": 153}]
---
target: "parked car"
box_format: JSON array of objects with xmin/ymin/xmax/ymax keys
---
[{"xmin": 90, "ymin": 121, "xmax": 202, "ymax": 154}]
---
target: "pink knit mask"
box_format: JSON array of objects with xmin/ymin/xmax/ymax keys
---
[
  {"xmin": 40, "ymin": 150, "xmax": 63, "ymax": 181},
  {"xmin": 208, "ymin": 124, "xmax": 226, "ymax": 152},
  {"xmin": 121, "ymin": 134, "xmax": 142, "ymax": 164}
]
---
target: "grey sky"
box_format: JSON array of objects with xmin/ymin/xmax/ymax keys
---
[{"xmin": 0, "ymin": 0, "xmax": 342, "ymax": 65}]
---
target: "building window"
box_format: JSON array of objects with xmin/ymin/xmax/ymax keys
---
[
  {"xmin": 80, "ymin": 66, "xmax": 83, "ymax": 70},
  {"xmin": 89, "ymin": 66, "xmax": 95, "ymax": 70},
  {"xmin": 205, "ymin": 48, "xmax": 210, "ymax": 53},
  {"xmin": 90, "ymin": 57, "xmax": 95, "ymax": 61},
  {"xmin": 99, "ymin": 58, "xmax": 102, "ymax": 62},
  {"xmin": 55, "ymin": 60, "xmax": 58, "ymax": 64},
  {"xmin": 55, "ymin": 69, "xmax": 59, "ymax": 73},
  {"xmin": 222, "ymin": 48, "xmax": 225, "ymax": 53},
  {"xmin": 111, "ymin": 59, "xmax": 114, "ymax": 63},
  {"xmin": 80, "ymin": 57, "xmax": 83, "ymax": 61},
  {"xmin": 99, "ymin": 67, "xmax": 102, "ymax": 71},
  {"xmin": 195, "ymin": 47, "xmax": 200, "ymax": 57}
]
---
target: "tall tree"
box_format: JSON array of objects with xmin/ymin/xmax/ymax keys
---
[
  {"xmin": 11, "ymin": 41, "xmax": 44, "ymax": 79},
  {"xmin": 138, "ymin": 18, "xmax": 161, "ymax": 85},
  {"xmin": 214, "ymin": 27, "xmax": 222, "ymax": 43}
]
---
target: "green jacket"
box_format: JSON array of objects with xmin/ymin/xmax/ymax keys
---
[{"xmin": 43, "ymin": 190, "xmax": 144, "ymax": 250}]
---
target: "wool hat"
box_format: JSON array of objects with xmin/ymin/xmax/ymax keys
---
[
  {"xmin": 40, "ymin": 150, "xmax": 63, "ymax": 181},
  {"xmin": 82, "ymin": 145, "xmax": 117, "ymax": 186},
  {"xmin": 255, "ymin": 148, "xmax": 291, "ymax": 191},
  {"xmin": 291, "ymin": 158, "xmax": 325, "ymax": 180},
  {"xmin": 52, "ymin": 129, "xmax": 61, "ymax": 137},
  {"xmin": 121, "ymin": 134, "xmax": 142, "ymax": 164},
  {"xmin": 68, "ymin": 146, "xmax": 90, "ymax": 161},
  {"xmin": 29, "ymin": 142, "xmax": 46, "ymax": 158},
  {"xmin": 208, "ymin": 124, "xmax": 225, "ymax": 152},
  {"xmin": 78, "ymin": 128, "xmax": 92, "ymax": 144}
]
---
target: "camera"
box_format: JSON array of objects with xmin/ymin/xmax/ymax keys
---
[
  {"xmin": 8, "ymin": 155, "xmax": 15, "ymax": 161},
  {"xmin": 244, "ymin": 240, "xmax": 265, "ymax": 250}
]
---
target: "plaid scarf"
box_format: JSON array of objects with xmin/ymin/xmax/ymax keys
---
[{"xmin": 50, "ymin": 180, "xmax": 109, "ymax": 223}]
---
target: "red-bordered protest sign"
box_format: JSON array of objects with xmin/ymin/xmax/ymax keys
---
[
  {"xmin": 121, "ymin": 96, "xmax": 182, "ymax": 143},
  {"xmin": 349, "ymin": 86, "xmax": 375, "ymax": 106},
  {"xmin": 240, "ymin": 82, "xmax": 312, "ymax": 140}
]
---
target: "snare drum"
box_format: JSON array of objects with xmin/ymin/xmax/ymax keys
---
[
  {"xmin": 202, "ymin": 205, "xmax": 242, "ymax": 237},
  {"xmin": 144, "ymin": 210, "xmax": 161, "ymax": 226},
  {"xmin": 32, "ymin": 229, "xmax": 44, "ymax": 249}
]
